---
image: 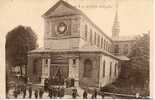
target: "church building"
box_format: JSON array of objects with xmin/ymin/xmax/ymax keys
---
[{"xmin": 27, "ymin": 0, "xmax": 132, "ymax": 88}]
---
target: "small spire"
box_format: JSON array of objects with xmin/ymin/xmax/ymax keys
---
[{"xmin": 112, "ymin": 0, "xmax": 120, "ymax": 40}]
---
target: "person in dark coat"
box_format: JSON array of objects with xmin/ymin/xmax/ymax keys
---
[
  {"xmin": 53, "ymin": 87, "xmax": 56, "ymax": 98},
  {"xmin": 22, "ymin": 86, "xmax": 27, "ymax": 98},
  {"xmin": 57, "ymin": 87, "xmax": 61, "ymax": 98},
  {"xmin": 94, "ymin": 89, "xmax": 97, "ymax": 98},
  {"xmin": 91, "ymin": 94, "xmax": 94, "ymax": 99},
  {"xmin": 44, "ymin": 78, "xmax": 49, "ymax": 92},
  {"xmin": 55, "ymin": 87, "xmax": 58, "ymax": 98},
  {"xmin": 83, "ymin": 90, "xmax": 88, "ymax": 99},
  {"xmin": 34, "ymin": 89, "xmax": 38, "ymax": 99},
  {"xmin": 72, "ymin": 89, "xmax": 77, "ymax": 99},
  {"xmin": 16, "ymin": 86, "xmax": 20, "ymax": 95},
  {"xmin": 91, "ymin": 89, "xmax": 97, "ymax": 99},
  {"xmin": 39, "ymin": 88, "xmax": 44, "ymax": 99},
  {"xmin": 60, "ymin": 87, "xmax": 65, "ymax": 98},
  {"xmin": 24, "ymin": 76, "xmax": 28, "ymax": 84},
  {"xmin": 13, "ymin": 88, "xmax": 18, "ymax": 98},
  {"xmin": 28, "ymin": 87, "xmax": 32, "ymax": 98},
  {"xmin": 48, "ymin": 88, "xmax": 53, "ymax": 98},
  {"xmin": 101, "ymin": 91, "xmax": 105, "ymax": 99}
]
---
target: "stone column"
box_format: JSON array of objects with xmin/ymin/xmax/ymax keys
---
[
  {"xmin": 98, "ymin": 55, "xmax": 102, "ymax": 88},
  {"xmin": 41, "ymin": 57, "xmax": 51, "ymax": 84},
  {"xmin": 47, "ymin": 58, "xmax": 51, "ymax": 78},
  {"xmin": 41, "ymin": 58, "xmax": 45, "ymax": 84},
  {"xmin": 75, "ymin": 58, "xmax": 79, "ymax": 87},
  {"xmin": 68, "ymin": 58, "xmax": 73, "ymax": 78}
]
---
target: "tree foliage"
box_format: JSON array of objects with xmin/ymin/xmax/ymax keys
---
[
  {"xmin": 112, "ymin": 33, "xmax": 150, "ymax": 96},
  {"xmin": 5, "ymin": 25, "xmax": 38, "ymax": 67},
  {"xmin": 122, "ymin": 33, "xmax": 150, "ymax": 95},
  {"xmin": 129, "ymin": 33, "xmax": 150, "ymax": 84}
]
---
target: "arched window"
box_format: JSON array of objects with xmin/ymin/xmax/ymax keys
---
[
  {"xmin": 94, "ymin": 32, "xmax": 97, "ymax": 45},
  {"xmin": 109, "ymin": 44, "xmax": 112, "ymax": 52},
  {"xmin": 90, "ymin": 29, "xmax": 93, "ymax": 44},
  {"xmin": 83, "ymin": 59, "xmax": 92, "ymax": 77},
  {"xmin": 98, "ymin": 35, "xmax": 100, "ymax": 47},
  {"xmin": 33, "ymin": 58, "xmax": 41, "ymax": 74},
  {"xmin": 101, "ymin": 38, "xmax": 103, "ymax": 48},
  {"xmin": 33, "ymin": 59, "xmax": 37, "ymax": 74},
  {"xmin": 104, "ymin": 39, "xmax": 106, "ymax": 50},
  {"xmin": 108, "ymin": 45, "xmax": 110, "ymax": 52},
  {"xmin": 109, "ymin": 62, "xmax": 112, "ymax": 77},
  {"xmin": 103, "ymin": 60, "xmax": 105, "ymax": 77},
  {"xmin": 45, "ymin": 59, "xmax": 48, "ymax": 65},
  {"xmin": 46, "ymin": 21, "xmax": 50, "ymax": 33},
  {"xmin": 115, "ymin": 63, "xmax": 117, "ymax": 76},
  {"xmin": 106, "ymin": 42, "xmax": 109, "ymax": 51},
  {"xmin": 85, "ymin": 25, "xmax": 88, "ymax": 40}
]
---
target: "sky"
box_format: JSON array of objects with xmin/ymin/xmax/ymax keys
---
[{"xmin": 0, "ymin": 0, "xmax": 153, "ymax": 47}]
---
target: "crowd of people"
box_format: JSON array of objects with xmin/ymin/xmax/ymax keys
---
[
  {"xmin": 10, "ymin": 77, "xmax": 106, "ymax": 99},
  {"xmin": 12, "ymin": 84, "xmax": 65, "ymax": 99},
  {"xmin": 11, "ymin": 84, "xmax": 105, "ymax": 99},
  {"xmin": 48, "ymin": 86, "xmax": 65, "ymax": 98}
]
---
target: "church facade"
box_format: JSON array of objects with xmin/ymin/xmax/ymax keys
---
[{"xmin": 27, "ymin": 0, "xmax": 131, "ymax": 88}]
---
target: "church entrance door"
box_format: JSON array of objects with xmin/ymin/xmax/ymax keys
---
[
  {"xmin": 49, "ymin": 56, "xmax": 69, "ymax": 85},
  {"xmin": 50, "ymin": 64, "xmax": 68, "ymax": 85}
]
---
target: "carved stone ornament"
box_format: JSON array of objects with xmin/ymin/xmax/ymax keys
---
[{"xmin": 56, "ymin": 22, "xmax": 67, "ymax": 35}]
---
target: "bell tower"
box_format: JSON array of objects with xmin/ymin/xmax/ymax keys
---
[{"xmin": 112, "ymin": 1, "xmax": 120, "ymax": 40}]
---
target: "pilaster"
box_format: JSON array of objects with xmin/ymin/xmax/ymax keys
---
[
  {"xmin": 41, "ymin": 58, "xmax": 51, "ymax": 84},
  {"xmin": 68, "ymin": 57, "xmax": 79, "ymax": 87}
]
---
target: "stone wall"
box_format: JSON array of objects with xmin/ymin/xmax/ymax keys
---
[
  {"xmin": 79, "ymin": 53, "xmax": 100, "ymax": 88},
  {"xmin": 44, "ymin": 15, "xmax": 81, "ymax": 50},
  {"xmin": 80, "ymin": 16, "xmax": 113, "ymax": 53},
  {"xmin": 99, "ymin": 55, "xmax": 119, "ymax": 87},
  {"xmin": 44, "ymin": 38, "xmax": 80, "ymax": 50},
  {"xmin": 43, "ymin": 8, "xmax": 114, "ymax": 53}
]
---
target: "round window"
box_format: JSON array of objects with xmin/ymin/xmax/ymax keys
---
[{"xmin": 57, "ymin": 22, "xmax": 67, "ymax": 34}]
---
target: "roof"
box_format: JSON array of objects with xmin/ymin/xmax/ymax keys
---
[
  {"xmin": 42, "ymin": 0, "xmax": 81, "ymax": 17},
  {"xmin": 113, "ymin": 36, "xmax": 135, "ymax": 42},
  {"xmin": 116, "ymin": 55, "xmax": 130, "ymax": 61},
  {"xmin": 42, "ymin": 0, "xmax": 113, "ymax": 42}
]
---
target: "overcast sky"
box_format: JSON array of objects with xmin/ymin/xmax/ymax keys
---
[{"xmin": 0, "ymin": 0, "xmax": 153, "ymax": 47}]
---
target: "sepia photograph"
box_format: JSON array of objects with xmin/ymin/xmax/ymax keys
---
[{"xmin": 1, "ymin": 0, "xmax": 153, "ymax": 99}]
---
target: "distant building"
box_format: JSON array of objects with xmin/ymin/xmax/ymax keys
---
[
  {"xmin": 27, "ymin": 0, "xmax": 135, "ymax": 88},
  {"xmin": 111, "ymin": 6, "xmax": 135, "ymax": 57}
]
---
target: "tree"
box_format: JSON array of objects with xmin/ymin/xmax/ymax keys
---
[
  {"xmin": 127, "ymin": 32, "xmax": 150, "ymax": 95},
  {"xmin": 112, "ymin": 32, "xmax": 150, "ymax": 96},
  {"xmin": 5, "ymin": 25, "xmax": 38, "ymax": 76}
]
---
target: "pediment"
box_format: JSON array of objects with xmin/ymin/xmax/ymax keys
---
[{"xmin": 42, "ymin": 0, "xmax": 81, "ymax": 18}]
